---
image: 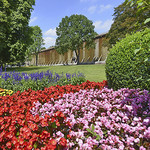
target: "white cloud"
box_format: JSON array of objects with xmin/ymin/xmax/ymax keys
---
[
  {"xmin": 93, "ymin": 19, "xmax": 113, "ymax": 33},
  {"xmin": 99, "ymin": 4, "xmax": 112, "ymax": 13},
  {"xmin": 43, "ymin": 37, "xmax": 56, "ymax": 48},
  {"xmin": 29, "ymin": 17, "xmax": 37, "ymax": 24},
  {"xmin": 44, "ymin": 28, "xmax": 56, "ymax": 36},
  {"xmin": 88, "ymin": 6, "xmax": 97, "ymax": 14}
]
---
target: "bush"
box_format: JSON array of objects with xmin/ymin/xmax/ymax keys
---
[{"xmin": 106, "ymin": 28, "xmax": 150, "ymax": 90}]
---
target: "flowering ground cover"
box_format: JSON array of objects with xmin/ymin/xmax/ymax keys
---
[
  {"xmin": 0, "ymin": 80, "xmax": 149, "ymax": 149},
  {"xmin": 0, "ymin": 80, "xmax": 107, "ymax": 150}
]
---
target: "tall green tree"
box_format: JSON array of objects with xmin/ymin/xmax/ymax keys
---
[
  {"xmin": 106, "ymin": 1, "xmax": 150, "ymax": 48},
  {"xmin": 0, "ymin": 0, "xmax": 35, "ymax": 67},
  {"xmin": 56, "ymin": 14, "xmax": 97, "ymax": 65},
  {"xmin": 27, "ymin": 26, "xmax": 44, "ymax": 66},
  {"xmin": 126, "ymin": 0, "xmax": 150, "ymax": 24}
]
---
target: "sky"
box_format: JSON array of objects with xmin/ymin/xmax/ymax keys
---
[{"xmin": 29, "ymin": 0, "xmax": 125, "ymax": 48}]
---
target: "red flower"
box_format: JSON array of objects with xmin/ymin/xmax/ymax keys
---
[
  {"xmin": 28, "ymin": 122, "xmax": 38, "ymax": 131},
  {"xmin": 40, "ymin": 118, "xmax": 48, "ymax": 127},
  {"xmin": 19, "ymin": 137, "xmax": 24, "ymax": 145},
  {"xmin": 6, "ymin": 141, "xmax": 12, "ymax": 149},
  {"xmin": 59, "ymin": 138, "xmax": 67, "ymax": 147},
  {"xmin": 40, "ymin": 130, "xmax": 50, "ymax": 140},
  {"xmin": 55, "ymin": 120, "xmax": 60, "ymax": 126},
  {"xmin": 50, "ymin": 139, "xmax": 57, "ymax": 146}
]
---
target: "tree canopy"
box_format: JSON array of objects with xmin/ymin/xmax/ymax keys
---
[
  {"xmin": 26, "ymin": 26, "xmax": 44, "ymax": 66},
  {"xmin": 106, "ymin": 0, "xmax": 150, "ymax": 49},
  {"xmin": 56, "ymin": 14, "xmax": 97, "ymax": 64},
  {"xmin": 0, "ymin": 0, "xmax": 35, "ymax": 66}
]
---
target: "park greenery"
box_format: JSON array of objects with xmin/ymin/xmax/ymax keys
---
[
  {"xmin": 0, "ymin": 0, "xmax": 150, "ymax": 149},
  {"xmin": 26, "ymin": 26, "xmax": 44, "ymax": 66},
  {"xmin": 106, "ymin": 0, "xmax": 150, "ymax": 48},
  {"xmin": 106, "ymin": 28, "xmax": 150, "ymax": 90},
  {"xmin": 0, "ymin": 0, "xmax": 35, "ymax": 67},
  {"xmin": 56, "ymin": 14, "xmax": 97, "ymax": 65}
]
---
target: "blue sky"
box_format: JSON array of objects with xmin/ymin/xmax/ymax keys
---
[{"xmin": 29, "ymin": 0, "xmax": 125, "ymax": 48}]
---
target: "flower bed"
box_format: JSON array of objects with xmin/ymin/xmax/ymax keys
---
[
  {"xmin": 0, "ymin": 80, "xmax": 107, "ymax": 150},
  {"xmin": 0, "ymin": 80, "xmax": 149, "ymax": 149},
  {"xmin": 0, "ymin": 70, "xmax": 86, "ymax": 93}
]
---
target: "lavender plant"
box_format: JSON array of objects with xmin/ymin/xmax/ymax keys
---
[{"xmin": 0, "ymin": 70, "xmax": 85, "ymax": 93}]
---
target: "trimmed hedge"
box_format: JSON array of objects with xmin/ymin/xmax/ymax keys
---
[{"xmin": 106, "ymin": 28, "xmax": 150, "ymax": 90}]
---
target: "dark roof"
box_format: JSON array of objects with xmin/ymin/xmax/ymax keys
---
[
  {"xmin": 95, "ymin": 32, "xmax": 107, "ymax": 39},
  {"xmin": 40, "ymin": 46, "xmax": 55, "ymax": 53},
  {"xmin": 40, "ymin": 32, "xmax": 108, "ymax": 52}
]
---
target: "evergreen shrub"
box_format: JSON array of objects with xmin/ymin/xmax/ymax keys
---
[{"xmin": 106, "ymin": 28, "xmax": 150, "ymax": 90}]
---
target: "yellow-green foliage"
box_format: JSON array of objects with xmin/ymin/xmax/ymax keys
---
[{"xmin": 0, "ymin": 88, "xmax": 13, "ymax": 96}]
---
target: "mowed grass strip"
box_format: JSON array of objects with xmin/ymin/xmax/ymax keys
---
[{"xmin": 6, "ymin": 64, "xmax": 106, "ymax": 82}]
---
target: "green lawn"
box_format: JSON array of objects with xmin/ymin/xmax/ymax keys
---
[{"xmin": 6, "ymin": 64, "xmax": 106, "ymax": 82}]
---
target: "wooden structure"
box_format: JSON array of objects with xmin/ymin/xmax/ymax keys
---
[{"xmin": 30, "ymin": 33, "xmax": 108, "ymax": 65}]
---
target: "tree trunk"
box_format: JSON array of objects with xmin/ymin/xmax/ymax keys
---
[
  {"xmin": 36, "ymin": 54, "xmax": 38, "ymax": 66},
  {"xmin": 75, "ymin": 49, "xmax": 80, "ymax": 65}
]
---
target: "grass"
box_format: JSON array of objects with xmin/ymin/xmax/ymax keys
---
[{"xmin": 5, "ymin": 64, "xmax": 106, "ymax": 82}]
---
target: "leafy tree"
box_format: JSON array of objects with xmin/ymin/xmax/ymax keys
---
[
  {"xmin": 126, "ymin": 0, "xmax": 150, "ymax": 24},
  {"xmin": 27, "ymin": 26, "xmax": 44, "ymax": 66},
  {"xmin": 41, "ymin": 47, "xmax": 46, "ymax": 50},
  {"xmin": 0, "ymin": 0, "xmax": 35, "ymax": 67},
  {"xmin": 56, "ymin": 14, "xmax": 97, "ymax": 65},
  {"xmin": 106, "ymin": 1, "xmax": 150, "ymax": 48}
]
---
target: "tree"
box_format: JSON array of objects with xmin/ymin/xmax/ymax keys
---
[
  {"xmin": 126, "ymin": 0, "xmax": 150, "ymax": 24},
  {"xmin": 105, "ymin": 1, "xmax": 150, "ymax": 49},
  {"xmin": 27, "ymin": 26, "xmax": 44, "ymax": 66},
  {"xmin": 0, "ymin": 0, "xmax": 35, "ymax": 67},
  {"xmin": 56, "ymin": 14, "xmax": 97, "ymax": 65},
  {"xmin": 41, "ymin": 47, "xmax": 46, "ymax": 50}
]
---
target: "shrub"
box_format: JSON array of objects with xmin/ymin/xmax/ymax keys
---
[{"xmin": 105, "ymin": 28, "xmax": 150, "ymax": 90}]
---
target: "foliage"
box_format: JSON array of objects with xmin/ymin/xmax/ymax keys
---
[
  {"xmin": 106, "ymin": 1, "xmax": 150, "ymax": 49},
  {"xmin": 56, "ymin": 14, "xmax": 97, "ymax": 64},
  {"xmin": 0, "ymin": 70, "xmax": 86, "ymax": 93},
  {"xmin": 31, "ymin": 87, "xmax": 150, "ymax": 149},
  {"xmin": 106, "ymin": 28, "xmax": 150, "ymax": 90},
  {"xmin": 0, "ymin": 81, "xmax": 107, "ymax": 149},
  {"xmin": 0, "ymin": 0, "xmax": 35, "ymax": 65},
  {"xmin": 0, "ymin": 88, "xmax": 13, "ymax": 96},
  {"xmin": 126, "ymin": 0, "xmax": 150, "ymax": 24},
  {"xmin": 26, "ymin": 26, "xmax": 44, "ymax": 66}
]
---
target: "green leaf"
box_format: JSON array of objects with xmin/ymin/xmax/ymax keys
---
[
  {"xmin": 137, "ymin": 2, "xmax": 143, "ymax": 7},
  {"xmin": 134, "ymin": 48, "xmax": 141, "ymax": 54},
  {"xmin": 34, "ymin": 142, "xmax": 38, "ymax": 149},
  {"xmin": 96, "ymin": 135, "xmax": 101, "ymax": 140},
  {"xmin": 51, "ymin": 122, "xmax": 57, "ymax": 128},
  {"xmin": 91, "ymin": 124, "xmax": 95, "ymax": 132},
  {"xmin": 16, "ymin": 131, "xmax": 20, "ymax": 136},
  {"xmin": 144, "ymin": 58, "xmax": 148, "ymax": 62},
  {"xmin": 130, "ymin": 2, "xmax": 134, "ymax": 6},
  {"xmin": 144, "ymin": 18, "xmax": 150, "ymax": 24},
  {"xmin": 86, "ymin": 128, "xmax": 92, "ymax": 133}
]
